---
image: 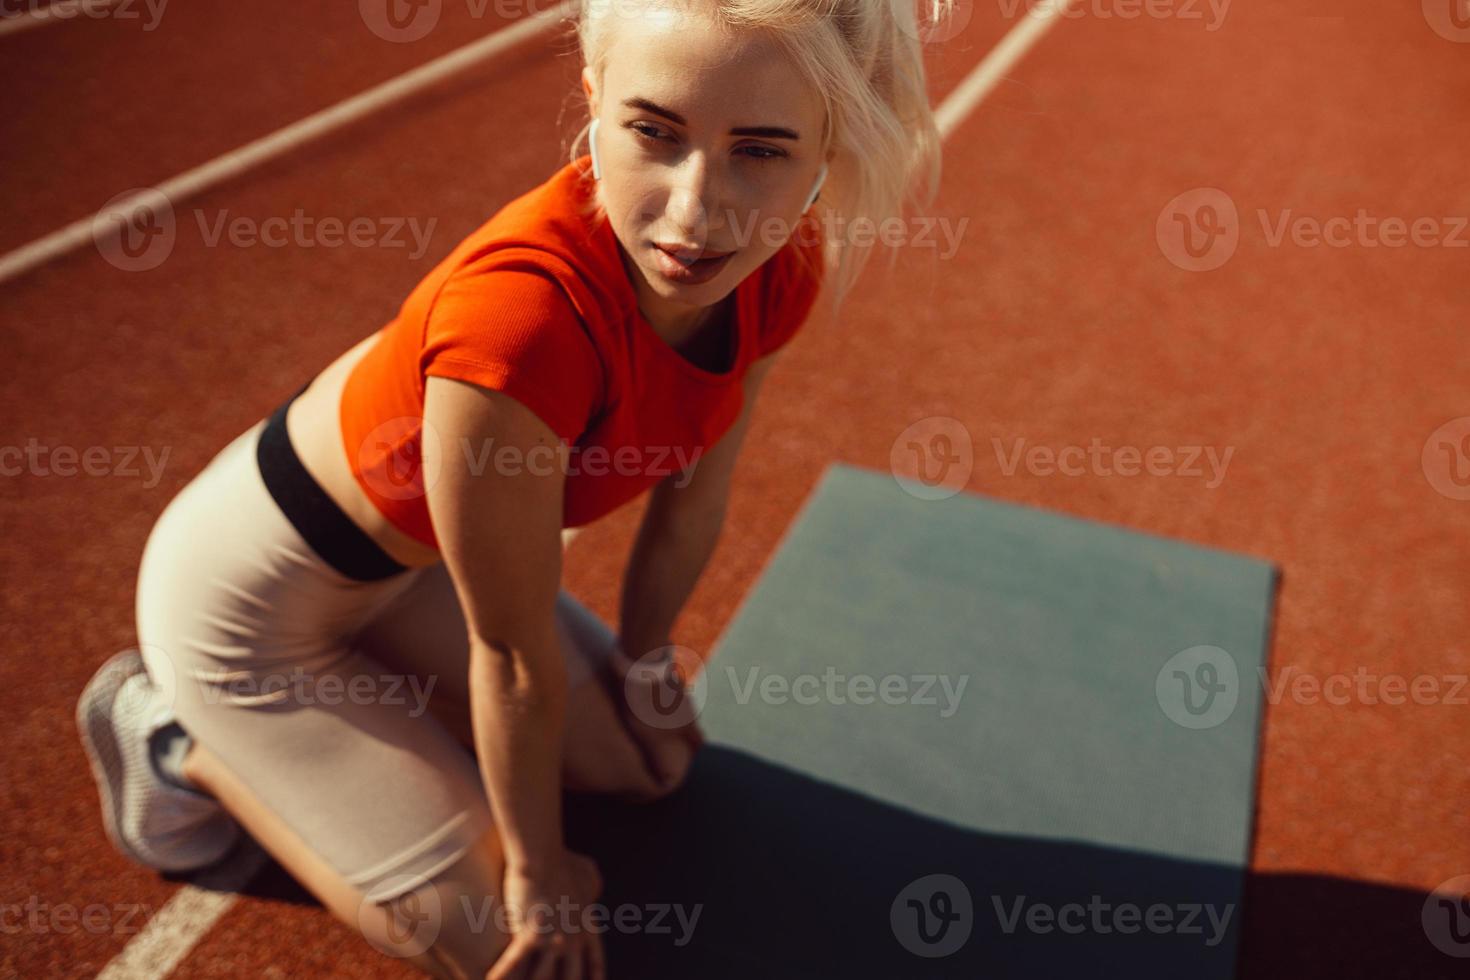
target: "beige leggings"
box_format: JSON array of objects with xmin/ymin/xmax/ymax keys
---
[{"xmin": 135, "ymin": 416, "xmax": 600, "ymax": 906}]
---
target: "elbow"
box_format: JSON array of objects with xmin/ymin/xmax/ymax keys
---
[{"xmin": 469, "ymin": 625, "xmax": 568, "ymax": 699}]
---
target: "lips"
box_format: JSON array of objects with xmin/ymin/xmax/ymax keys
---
[{"xmin": 653, "ymin": 243, "xmax": 734, "ymax": 267}]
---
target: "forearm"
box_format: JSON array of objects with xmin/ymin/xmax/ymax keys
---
[
  {"xmin": 618, "ymin": 501, "xmax": 725, "ymax": 662},
  {"xmin": 467, "ymin": 629, "xmax": 569, "ymax": 875}
]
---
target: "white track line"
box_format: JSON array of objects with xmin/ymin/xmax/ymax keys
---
[
  {"xmin": 0, "ymin": 0, "xmax": 126, "ymax": 39},
  {"xmin": 95, "ymin": 844, "xmax": 268, "ymax": 980},
  {"xmin": 934, "ymin": 0, "xmax": 1077, "ymax": 139},
  {"xmin": 0, "ymin": 0, "xmax": 578, "ymax": 287},
  {"xmin": 86, "ymin": 4, "xmax": 1074, "ymax": 977}
]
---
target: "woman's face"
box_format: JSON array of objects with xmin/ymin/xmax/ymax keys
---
[{"xmin": 582, "ymin": 7, "xmax": 829, "ymax": 333}]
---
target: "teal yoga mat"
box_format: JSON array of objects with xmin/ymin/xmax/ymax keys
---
[{"xmin": 563, "ymin": 461, "xmax": 1278, "ymax": 978}]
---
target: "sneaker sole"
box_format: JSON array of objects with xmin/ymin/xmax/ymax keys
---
[{"xmin": 76, "ymin": 650, "xmax": 157, "ymax": 870}]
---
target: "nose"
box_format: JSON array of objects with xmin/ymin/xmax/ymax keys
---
[{"xmin": 662, "ymin": 154, "xmax": 723, "ymax": 241}]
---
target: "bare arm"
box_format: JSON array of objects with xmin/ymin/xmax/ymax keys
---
[
  {"xmin": 422, "ymin": 375, "xmax": 571, "ymax": 876},
  {"xmin": 618, "ymin": 351, "xmax": 781, "ymax": 662}
]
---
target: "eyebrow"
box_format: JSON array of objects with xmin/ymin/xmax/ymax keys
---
[{"xmin": 621, "ymin": 97, "xmax": 801, "ymax": 141}]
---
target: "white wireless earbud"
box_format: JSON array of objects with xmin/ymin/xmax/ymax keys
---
[
  {"xmin": 589, "ymin": 118, "xmax": 602, "ymax": 180},
  {"xmin": 803, "ymin": 162, "xmax": 828, "ymax": 211}
]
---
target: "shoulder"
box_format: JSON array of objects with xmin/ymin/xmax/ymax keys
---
[{"xmin": 421, "ymin": 251, "xmax": 609, "ymax": 444}]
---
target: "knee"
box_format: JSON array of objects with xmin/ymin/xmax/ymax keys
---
[
  {"xmin": 362, "ymin": 889, "xmax": 510, "ymax": 979},
  {"xmin": 356, "ymin": 836, "xmax": 512, "ymax": 977}
]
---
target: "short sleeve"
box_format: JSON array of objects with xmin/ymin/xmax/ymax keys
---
[
  {"xmin": 421, "ymin": 265, "xmax": 605, "ymax": 444},
  {"xmin": 755, "ymin": 236, "xmax": 824, "ymax": 359}
]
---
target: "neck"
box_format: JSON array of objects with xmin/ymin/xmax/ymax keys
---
[{"xmin": 616, "ymin": 240, "xmax": 727, "ymax": 343}]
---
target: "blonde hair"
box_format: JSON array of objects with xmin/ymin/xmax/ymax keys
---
[{"xmin": 564, "ymin": 0, "xmax": 957, "ymax": 320}]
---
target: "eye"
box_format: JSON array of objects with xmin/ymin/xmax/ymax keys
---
[
  {"xmin": 630, "ymin": 122, "xmax": 669, "ymax": 143},
  {"xmin": 741, "ymin": 145, "xmax": 788, "ymax": 161},
  {"xmin": 627, "ymin": 122, "xmax": 787, "ymax": 161}
]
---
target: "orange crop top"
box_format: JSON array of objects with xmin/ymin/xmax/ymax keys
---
[{"xmin": 339, "ymin": 154, "xmax": 825, "ymax": 551}]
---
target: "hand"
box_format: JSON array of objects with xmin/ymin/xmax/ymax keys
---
[
  {"xmin": 604, "ymin": 642, "xmax": 706, "ymax": 793},
  {"xmin": 488, "ymin": 850, "xmax": 605, "ymax": 980}
]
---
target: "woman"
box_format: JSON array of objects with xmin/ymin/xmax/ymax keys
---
[{"xmin": 75, "ymin": 0, "xmax": 947, "ymax": 975}]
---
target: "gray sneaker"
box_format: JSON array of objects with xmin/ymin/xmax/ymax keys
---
[{"xmin": 76, "ymin": 648, "xmax": 241, "ymax": 872}]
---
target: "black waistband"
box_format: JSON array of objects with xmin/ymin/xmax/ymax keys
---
[{"xmin": 256, "ymin": 379, "xmax": 411, "ymax": 582}]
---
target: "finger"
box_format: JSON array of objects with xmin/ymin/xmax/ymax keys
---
[
  {"xmin": 526, "ymin": 942, "xmax": 558, "ymax": 980},
  {"xmin": 562, "ymin": 938, "xmax": 585, "ymax": 980},
  {"xmin": 587, "ymin": 928, "xmax": 607, "ymax": 980},
  {"xmin": 486, "ymin": 941, "xmax": 529, "ymax": 980}
]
